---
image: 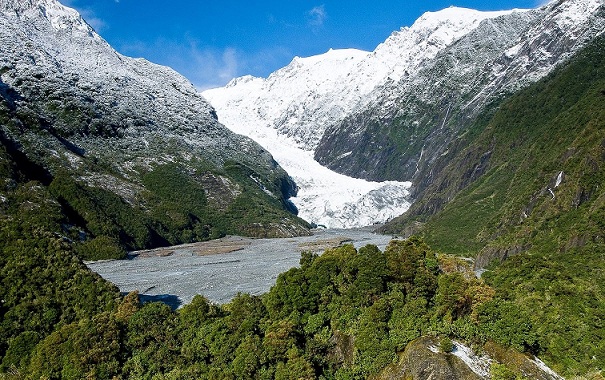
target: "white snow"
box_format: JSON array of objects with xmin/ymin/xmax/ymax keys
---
[
  {"xmin": 204, "ymin": 48, "xmax": 369, "ymax": 150},
  {"xmin": 531, "ymin": 357, "xmax": 565, "ymax": 380},
  {"xmin": 555, "ymin": 171, "xmax": 564, "ymax": 188},
  {"xmin": 209, "ymin": 106, "xmax": 412, "ymax": 228},
  {"xmin": 451, "ymin": 341, "xmax": 493, "ymax": 378}
]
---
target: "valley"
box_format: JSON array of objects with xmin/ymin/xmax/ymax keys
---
[
  {"xmin": 87, "ymin": 228, "xmax": 395, "ymax": 306},
  {"xmin": 1, "ymin": 0, "xmax": 604, "ymax": 378}
]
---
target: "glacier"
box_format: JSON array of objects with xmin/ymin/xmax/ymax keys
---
[
  {"xmin": 202, "ymin": 8, "xmax": 519, "ymax": 228},
  {"xmin": 203, "ymin": 0, "xmax": 604, "ymax": 229},
  {"xmin": 203, "ymin": 48, "xmax": 414, "ymax": 228}
]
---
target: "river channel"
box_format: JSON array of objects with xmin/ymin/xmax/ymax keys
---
[{"xmin": 87, "ymin": 228, "xmax": 395, "ymax": 308}]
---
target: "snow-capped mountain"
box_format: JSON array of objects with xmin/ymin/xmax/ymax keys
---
[
  {"xmin": 0, "ymin": 0, "xmax": 310, "ymax": 239},
  {"xmin": 316, "ymin": 0, "xmax": 604, "ymax": 184},
  {"xmin": 203, "ymin": 7, "xmax": 525, "ymax": 228},
  {"xmin": 204, "ymin": 0, "xmax": 605, "ymax": 228},
  {"xmin": 204, "ymin": 7, "xmax": 521, "ymax": 152}
]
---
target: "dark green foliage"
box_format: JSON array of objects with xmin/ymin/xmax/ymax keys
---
[
  {"xmin": 0, "ymin": 193, "xmax": 121, "ymax": 374},
  {"xmin": 439, "ymin": 337, "xmax": 454, "ymax": 353},
  {"xmin": 124, "ymin": 302, "xmax": 181, "ymax": 377},
  {"xmin": 49, "ymin": 170, "xmax": 154, "ymax": 254},
  {"xmin": 73, "ymin": 235, "xmax": 126, "ymax": 261},
  {"xmin": 381, "ymin": 35, "xmax": 605, "ymax": 377},
  {"xmin": 0, "ymin": 227, "xmax": 591, "ymax": 378},
  {"xmin": 490, "ymin": 363, "xmax": 525, "ymax": 380},
  {"xmin": 28, "ymin": 312, "xmax": 124, "ymax": 379},
  {"xmin": 385, "ymin": 237, "xmax": 439, "ymax": 299},
  {"xmin": 482, "ymin": 246, "xmax": 605, "ymax": 375}
]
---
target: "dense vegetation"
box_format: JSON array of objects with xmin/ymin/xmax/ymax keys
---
[
  {"xmin": 382, "ymin": 35, "xmax": 605, "ymax": 376},
  {"xmin": 1, "ymin": 216, "xmax": 541, "ymax": 379},
  {"xmin": 1, "ymin": 13, "xmax": 604, "ymax": 380}
]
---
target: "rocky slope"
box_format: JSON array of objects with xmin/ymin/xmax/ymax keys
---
[
  {"xmin": 315, "ymin": 0, "xmax": 604, "ymax": 186},
  {"xmin": 377, "ymin": 337, "xmax": 563, "ymax": 380},
  {"xmin": 205, "ymin": 0, "xmax": 604, "ymax": 229},
  {"xmin": 0, "ymin": 0, "xmax": 309, "ymax": 257}
]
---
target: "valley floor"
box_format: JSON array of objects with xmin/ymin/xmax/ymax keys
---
[{"xmin": 87, "ymin": 228, "xmax": 394, "ymax": 306}]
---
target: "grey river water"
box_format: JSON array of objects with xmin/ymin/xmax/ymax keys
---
[{"xmin": 87, "ymin": 228, "xmax": 394, "ymax": 307}]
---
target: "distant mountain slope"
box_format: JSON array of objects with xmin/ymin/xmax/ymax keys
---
[
  {"xmin": 382, "ymin": 33, "xmax": 605, "ymax": 265},
  {"xmin": 315, "ymin": 0, "xmax": 604, "ymax": 185},
  {"xmin": 0, "ymin": 0, "xmax": 309, "ymax": 259},
  {"xmin": 204, "ymin": 0, "xmax": 604, "ymax": 228}
]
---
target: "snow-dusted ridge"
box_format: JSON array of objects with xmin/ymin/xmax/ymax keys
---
[
  {"xmin": 204, "ymin": 7, "xmax": 520, "ymax": 151},
  {"xmin": 0, "ymin": 0, "xmax": 311, "ymax": 236},
  {"xmin": 202, "ymin": 6, "xmax": 525, "ymax": 228},
  {"xmin": 205, "ymin": 0, "xmax": 604, "ymax": 229}
]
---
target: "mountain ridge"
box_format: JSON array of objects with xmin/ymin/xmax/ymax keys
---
[
  {"xmin": 203, "ymin": 0, "xmax": 604, "ymax": 229},
  {"xmin": 0, "ymin": 0, "xmax": 310, "ymax": 257}
]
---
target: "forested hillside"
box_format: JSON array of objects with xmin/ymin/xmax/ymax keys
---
[
  {"xmin": 1, "ymin": 1, "xmax": 604, "ymax": 379},
  {"xmin": 383, "ymin": 34, "xmax": 605, "ymax": 263},
  {"xmin": 382, "ymin": 33, "xmax": 605, "ymax": 377}
]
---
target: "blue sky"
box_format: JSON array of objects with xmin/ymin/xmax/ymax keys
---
[{"xmin": 63, "ymin": 0, "xmax": 546, "ymax": 90}]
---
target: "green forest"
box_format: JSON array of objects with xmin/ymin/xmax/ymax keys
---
[
  {"xmin": 1, "ymin": 12, "xmax": 605, "ymax": 380},
  {"xmin": 0, "ymin": 210, "xmax": 554, "ymax": 379}
]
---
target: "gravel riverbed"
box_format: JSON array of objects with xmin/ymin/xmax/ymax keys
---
[{"xmin": 87, "ymin": 228, "xmax": 394, "ymax": 307}]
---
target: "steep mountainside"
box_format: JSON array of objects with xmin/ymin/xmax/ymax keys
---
[
  {"xmin": 377, "ymin": 35, "xmax": 605, "ymax": 375},
  {"xmin": 382, "ymin": 33, "xmax": 605, "ymax": 264},
  {"xmin": 0, "ymin": 0, "xmax": 309, "ymax": 259},
  {"xmin": 315, "ymin": 0, "xmax": 604, "ymax": 185},
  {"xmin": 204, "ymin": 0, "xmax": 604, "ymax": 228}
]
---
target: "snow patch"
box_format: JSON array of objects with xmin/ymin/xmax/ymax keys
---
[
  {"xmin": 531, "ymin": 357, "xmax": 565, "ymax": 380},
  {"xmin": 555, "ymin": 171, "xmax": 564, "ymax": 188},
  {"xmin": 336, "ymin": 151, "xmax": 352, "ymax": 160},
  {"xmin": 451, "ymin": 341, "xmax": 493, "ymax": 378}
]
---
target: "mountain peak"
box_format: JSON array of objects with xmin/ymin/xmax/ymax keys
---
[
  {"xmin": 1, "ymin": 0, "xmax": 93, "ymax": 35},
  {"xmin": 291, "ymin": 48, "xmax": 369, "ymax": 67},
  {"xmin": 413, "ymin": 6, "xmax": 519, "ymax": 28}
]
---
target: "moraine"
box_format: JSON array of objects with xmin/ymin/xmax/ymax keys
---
[{"xmin": 87, "ymin": 228, "xmax": 396, "ymax": 307}]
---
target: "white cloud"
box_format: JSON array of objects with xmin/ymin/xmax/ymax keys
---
[
  {"xmin": 119, "ymin": 39, "xmax": 243, "ymax": 91},
  {"xmin": 192, "ymin": 47, "xmax": 241, "ymax": 90},
  {"xmin": 83, "ymin": 15, "xmax": 107, "ymax": 32},
  {"xmin": 307, "ymin": 5, "xmax": 327, "ymax": 27},
  {"xmin": 535, "ymin": 0, "xmax": 552, "ymax": 7},
  {"xmin": 61, "ymin": 2, "xmax": 107, "ymax": 32}
]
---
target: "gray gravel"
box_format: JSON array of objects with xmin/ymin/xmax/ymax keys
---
[{"xmin": 87, "ymin": 228, "xmax": 394, "ymax": 307}]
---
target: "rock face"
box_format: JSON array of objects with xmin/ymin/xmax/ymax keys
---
[
  {"xmin": 204, "ymin": 0, "xmax": 604, "ymax": 227},
  {"xmin": 0, "ymin": 0, "xmax": 309, "ymax": 245},
  {"xmin": 377, "ymin": 337, "xmax": 482, "ymax": 380},
  {"xmin": 376, "ymin": 337, "xmax": 565, "ymax": 380},
  {"xmin": 315, "ymin": 0, "xmax": 604, "ymax": 187}
]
